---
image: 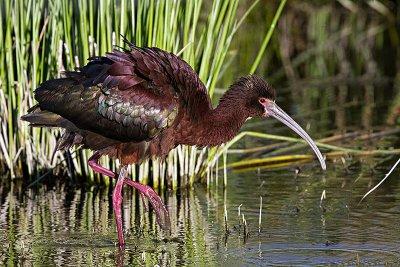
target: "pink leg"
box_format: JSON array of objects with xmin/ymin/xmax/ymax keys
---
[
  {"xmin": 113, "ymin": 166, "xmax": 127, "ymax": 248},
  {"xmin": 88, "ymin": 152, "xmax": 171, "ymax": 234},
  {"xmin": 88, "ymin": 152, "xmax": 116, "ymax": 178}
]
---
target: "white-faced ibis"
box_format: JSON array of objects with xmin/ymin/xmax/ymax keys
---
[{"xmin": 22, "ymin": 40, "xmax": 326, "ymax": 248}]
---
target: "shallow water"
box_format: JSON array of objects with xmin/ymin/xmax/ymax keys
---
[{"xmin": 1, "ymin": 159, "xmax": 400, "ymax": 266}]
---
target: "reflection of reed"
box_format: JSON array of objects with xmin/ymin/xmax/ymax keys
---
[{"xmin": 0, "ymin": 183, "xmax": 216, "ymax": 266}]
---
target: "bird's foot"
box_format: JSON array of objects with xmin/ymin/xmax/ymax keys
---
[
  {"xmin": 88, "ymin": 152, "xmax": 170, "ymax": 231},
  {"xmin": 123, "ymin": 179, "xmax": 170, "ymax": 230}
]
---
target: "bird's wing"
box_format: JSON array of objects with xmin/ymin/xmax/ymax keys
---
[
  {"xmin": 144, "ymin": 47, "xmax": 212, "ymax": 120},
  {"xmin": 34, "ymin": 46, "xmax": 186, "ymax": 142}
]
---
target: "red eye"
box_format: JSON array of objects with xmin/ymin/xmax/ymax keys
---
[{"xmin": 259, "ymin": 98, "xmax": 267, "ymax": 104}]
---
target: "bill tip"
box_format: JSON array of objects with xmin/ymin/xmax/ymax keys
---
[{"xmin": 320, "ymin": 160, "xmax": 327, "ymax": 171}]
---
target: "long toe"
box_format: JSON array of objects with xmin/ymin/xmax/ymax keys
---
[
  {"xmin": 142, "ymin": 184, "xmax": 171, "ymax": 230},
  {"xmin": 123, "ymin": 179, "xmax": 171, "ymax": 230}
]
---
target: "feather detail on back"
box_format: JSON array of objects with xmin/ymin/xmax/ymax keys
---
[{"xmin": 22, "ymin": 42, "xmax": 214, "ymax": 164}]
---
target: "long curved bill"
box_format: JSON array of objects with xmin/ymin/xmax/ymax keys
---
[{"xmin": 263, "ymin": 100, "xmax": 326, "ymax": 170}]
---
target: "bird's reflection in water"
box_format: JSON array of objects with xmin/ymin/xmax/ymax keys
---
[{"xmin": 116, "ymin": 248, "xmax": 125, "ymax": 267}]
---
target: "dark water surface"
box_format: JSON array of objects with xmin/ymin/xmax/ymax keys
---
[{"xmin": 1, "ymin": 160, "xmax": 400, "ymax": 265}]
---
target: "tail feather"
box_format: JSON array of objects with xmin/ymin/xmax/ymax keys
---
[
  {"xmin": 21, "ymin": 105, "xmax": 84, "ymax": 151},
  {"xmin": 21, "ymin": 105, "xmax": 63, "ymax": 127}
]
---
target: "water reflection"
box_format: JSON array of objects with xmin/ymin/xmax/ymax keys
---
[
  {"xmin": 1, "ymin": 160, "xmax": 400, "ymax": 265},
  {"xmin": 0, "ymin": 183, "xmax": 216, "ymax": 266},
  {"xmin": 209, "ymin": 164, "xmax": 400, "ymax": 265}
]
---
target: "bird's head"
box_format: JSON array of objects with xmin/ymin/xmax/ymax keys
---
[{"xmin": 227, "ymin": 75, "xmax": 326, "ymax": 170}]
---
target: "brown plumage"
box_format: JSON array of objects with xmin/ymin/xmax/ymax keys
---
[
  {"xmin": 22, "ymin": 43, "xmax": 275, "ymax": 165},
  {"xmin": 21, "ymin": 40, "xmax": 325, "ymax": 247}
]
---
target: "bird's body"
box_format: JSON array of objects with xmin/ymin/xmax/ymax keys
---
[
  {"xmin": 22, "ymin": 41, "xmax": 325, "ymax": 248},
  {"xmin": 27, "ymin": 45, "xmax": 252, "ymax": 165},
  {"xmin": 29, "ymin": 47, "xmax": 202, "ymax": 163}
]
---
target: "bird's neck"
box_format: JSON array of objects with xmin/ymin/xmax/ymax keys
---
[
  {"xmin": 209, "ymin": 106, "xmax": 248, "ymax": 146},
  {"xmin": 181, "ymin": 96, "xmax": 248, "ymax": 147}
]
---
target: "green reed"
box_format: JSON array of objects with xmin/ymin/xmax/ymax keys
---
[
  {"xmin": 0, "ymin": 0, "xmax": 286, "ymax": 186},
  {"xmin": 2, "ymin": 1, "xmax": 398, "ymax": 188}
]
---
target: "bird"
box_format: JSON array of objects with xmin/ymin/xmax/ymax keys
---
[{"xmin": 21, "ymin": 39, "xmax": 326, "ymax": 248}]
